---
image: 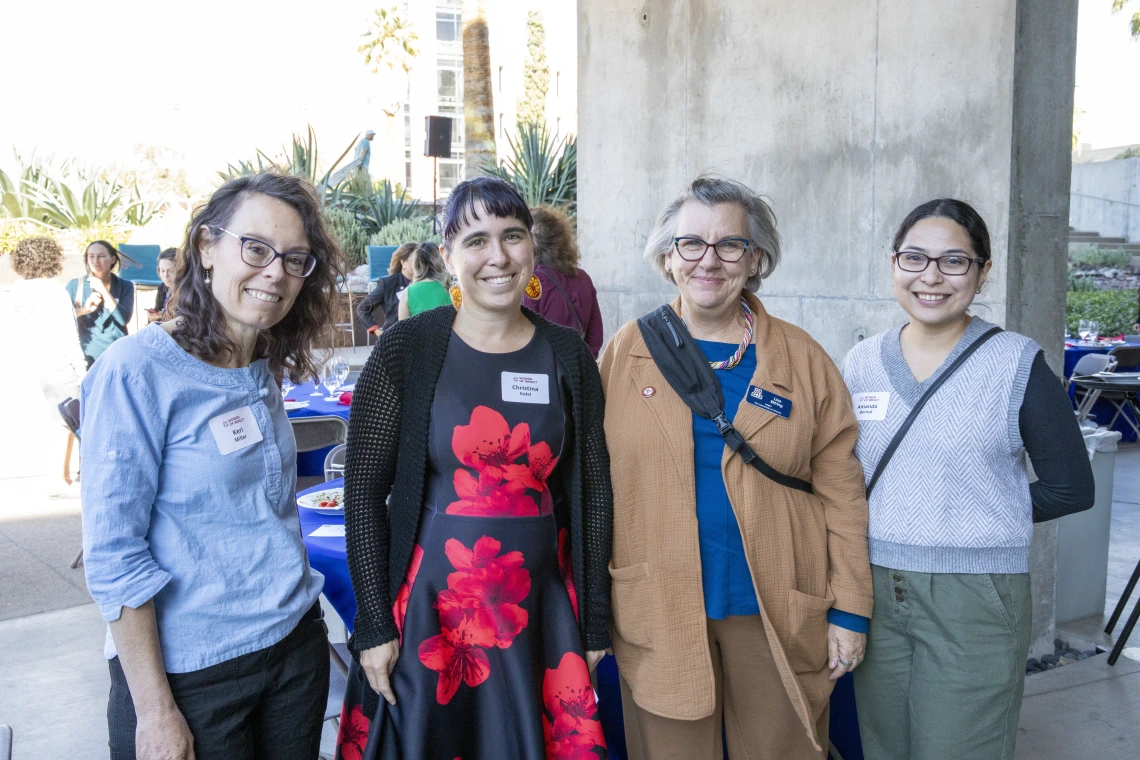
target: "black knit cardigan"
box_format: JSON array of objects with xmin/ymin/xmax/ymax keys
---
[{"xmin": 344, "ymin": 305, "xmax": 614, "ymax": 654}]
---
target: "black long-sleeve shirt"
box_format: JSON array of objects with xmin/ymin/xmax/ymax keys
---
[
  {"xmin": 354, "ymin": 273, "xmax": 409, "ymax": 331},
  {"xmin": 1020, "ymin": 352, "xmax": 1097, "ymax": 522}
]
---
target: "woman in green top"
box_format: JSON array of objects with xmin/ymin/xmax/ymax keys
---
[
  {"xmin": 398, "ymin": 241, "xmax": 453, "ymax": 319},
  {"xmin": 66, "ymin": 240, "xmax": 137, "ymax": 368}
]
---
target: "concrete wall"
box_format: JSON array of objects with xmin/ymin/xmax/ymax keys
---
[
  {"xmin": 1070, "ymin": 157, "xmax": 1140, "ymax": 242},
  {"xmin": 578, "ymin": 0, "xmax": 1078, "ymax": 656}
]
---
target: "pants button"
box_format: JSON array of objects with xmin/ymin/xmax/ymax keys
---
[{"xmin": 892, "ymin": 574, "xmax": 902, "ymax": 582}]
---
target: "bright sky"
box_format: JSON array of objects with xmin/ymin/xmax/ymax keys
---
[{"xmin": 0, "ymin": 0, "xmax": 1136, "ymax": 186}]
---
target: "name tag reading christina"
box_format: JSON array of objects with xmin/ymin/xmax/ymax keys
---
[
  {"xmin": 208, "ymin": 406, "xmax": 264, "ymax": 455},
  {"xmin": 852, "ymin": 391, "xmax": 891, "ymax": 421},
  {"xmin": 501, "ymin": 372, "xmax": 550, "ymax": 404}
]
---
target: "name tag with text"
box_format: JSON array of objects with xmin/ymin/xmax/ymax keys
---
[
  {"xmin": 745, "ymin": 385, "xmax": 792, "ymax": 419},
  {"xmin": 852, "ymin": 391, "xmax": 891, "ymax": 421},
  {"xmin": 208, "ymin": 406, "xmax": 264, "ymax": 455},
  {"xmin": 501, "ymin": 372, "xmax": 550, "ymax": 404}
]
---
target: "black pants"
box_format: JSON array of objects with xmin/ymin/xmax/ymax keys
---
[{"xmin": 108, "ymin": 604, "xmax": 330, "ymax": 760}]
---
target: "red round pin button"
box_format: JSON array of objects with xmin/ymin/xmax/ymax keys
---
[{"xmin": 642, "ymin": 386, "xmax": 656, "ymax": 397}]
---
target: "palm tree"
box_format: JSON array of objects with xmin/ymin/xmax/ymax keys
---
[{"xmin": 462, "ymin": 0, "xmax": 497, "ymax": 177}]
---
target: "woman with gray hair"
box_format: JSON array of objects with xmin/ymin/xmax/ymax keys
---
[{"xmin": 599, "ymin": 176, "xmax": 873, "ymax": 758}]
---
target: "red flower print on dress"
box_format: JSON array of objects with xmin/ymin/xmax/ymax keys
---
[
  {"xmin": 542, "ymin": 652, "xmax": 606, "ymax": 759},
  {"xmin": 445, "ymin": 537, "xmax": 531, "ymax": 647},
  {"xmin": 418, "ymin": 618, "xmax": 494, "ymax": 704},
  {"xmin": 451, "ymin": 406, "xmax": 531, "ymax": 479},
  {"xmin": 503, "ymin": 441, "xmax": 559, "ymax": 492},
  {"xmin": 392, "ymin": 544, "xmax": 425, "ymax": 641},
  {"xmin": 335, "ymin": 703, "xmax": 371, "ymax": 760},
  {"xmin": 447, "ymin": 469, "xmax": 539, "ymax": 516},
  {"xmin": 558, "ymin": 528, "xmax": 579, "ymax": 620}
]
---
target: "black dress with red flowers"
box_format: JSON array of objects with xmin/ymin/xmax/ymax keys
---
[{"xmin": 336, "ymin": 330, "xmax": 607, "ymax": 760}]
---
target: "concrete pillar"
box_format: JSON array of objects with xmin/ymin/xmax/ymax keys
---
[{"xmin": 578, "ymin": 0, "xmax": 1078, "ymax": 656}]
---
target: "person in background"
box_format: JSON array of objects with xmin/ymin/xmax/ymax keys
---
[
  {"xmin": 522, "ymin": 206, "xmax": 604, "ymax": 357},
  {"xmin": 66, "ymin": 240, "xmax": 136, "ymax": 367},
  {"xmin": 600, "ymin": 176, "xmax": 871, "ymax": 759},
  {"xmin": 356, "ymin": 242, "xmax": 416, "ymax": 335},
  {"xmin": 396, "ymin": 241, "xmax": 452, "ymax": 319},
  {"xmin": 340, "ymin": 176, "xmax": 612, "ymax": 760},
  {"xmin": 81, "ymin": 173, "xmax": 344, "ymax": 760},
  {"xmin": 355, "ymin": 129, "xmax": 376, "ymax": 176},
  {"xmin": 8, "ymin": 237, "xmax": 87, "ymax": 495},
  {"xmin": 844, "ymin": 198, "xmax": 1095, "ymax": 760},
  {"xmin": 148, "ymin": 247, "xmax": 178, "ymax": 323}
]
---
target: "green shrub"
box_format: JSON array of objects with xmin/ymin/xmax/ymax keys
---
[
  {"xmin": 1066, "ymin": 290, "xmax": 1138, "ymax": 335},
  {"xmin": 368, "ymin": 217, "xmax": 438, "ymax": 247},
  {"xmin": 1068, "ymin": 245, "xmax": 1132, "ymax": 270},
  {"xmin": 1067, "ymin": 272, "xmax": 1099, "ymax": 292},
  {"xmin": 325, "ymin": 207, "xmax": 369, "ymax": 268}
]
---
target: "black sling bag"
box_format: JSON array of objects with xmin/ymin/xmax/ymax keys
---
[
  {"xmin": 637, "ymin": 305, "xmax": 814, "ymax": 495},
  {"xmin": 863, "ymin": 326, "xmax": 1003, "ymax": 498}
]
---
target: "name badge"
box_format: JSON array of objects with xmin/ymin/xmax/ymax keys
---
[
  {"xmin": 745, "ymin": 385, "xmax": 791, "ymax": 419},
  {"xmin": 208, "ymin": 406, "xmax": 264, "ymax": 455},
  {"xmin": 501, "ymin": 372, "xmax": 550, "ymax": 404},
  {"xmin": 852, "ymin": 391, "xmax": 891, "ymax": 421}
]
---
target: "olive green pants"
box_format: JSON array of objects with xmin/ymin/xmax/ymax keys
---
[{"xmin": 854, "ymin": 564, "xmax": 1032, "ymax": 760}]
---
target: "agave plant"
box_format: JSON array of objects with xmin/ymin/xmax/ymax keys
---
[
  {"xmin": 483, "ymin": 121, "xmax": 576, "ymax": 212},
  {"xmin": 20, "ymin": 168, "xmax": 161, "ymax": 230},
  {"xmin": 335, "ymin": 179, "xmax": 423, "ymax": 235},
  {"xmin": 218, "ymin": 125, "xmax": 359, "ymax": 196}
]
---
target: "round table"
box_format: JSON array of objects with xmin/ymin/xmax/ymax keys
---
[
  {"xmin": 1064, "ymin": 342, "xmax": 1140, "ymax": 442},
  {"xmin": 297, "ymin": 478, "xmax": 356, "ymax": 630},
  {"xmin": 287, "ymin": 381, "xmax": 352, "ymax": 476}
]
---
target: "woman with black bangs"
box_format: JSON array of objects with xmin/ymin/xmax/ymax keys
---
[{"xmin": 339, "ymin": 176, "xmax": 613, "ymax": 759}]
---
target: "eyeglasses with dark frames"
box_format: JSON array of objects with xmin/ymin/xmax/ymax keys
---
[
  {"xmin": 673, "ymin": 236, "xmax": 753, "ymax": 263},
  {"xmin": 213, "ymin": 227, "xmax": 318, "ymax": 278},
  {"xmin": 893, "ymin": 251, "xmax": 985, "ymax": 276}
]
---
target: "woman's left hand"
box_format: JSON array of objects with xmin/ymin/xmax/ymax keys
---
[
  {"xmin": 827, "ymin": 624, "xmax": 866, "ymax": 681},
  {"xmin": 585, "ymin": 649, "xmax": 608, "ymax": 673}
]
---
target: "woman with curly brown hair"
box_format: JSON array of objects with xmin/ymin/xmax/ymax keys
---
[
  {"xmin": 80, "ymin": 173, "xmax": 345, "ymax": 760},
  {"xmin": 9, "ymin": 236, "xmax": 87, "ymax": 492},
  {"xmin": 522, "ymin": 205, "xmax": 604, "ymax": 357}
]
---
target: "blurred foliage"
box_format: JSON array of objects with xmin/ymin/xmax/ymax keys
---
[
  {"xmin": 1115, "ymin": 146, "xmax": 1140, "ymax": 160},
  {"xmin": 369, "ymin": 217, "xmax": 438, "ymax": 246},
  {"xmin": 219, "ymin": 126, "xmax": 358, "ymax": 192},
  {"xmin": 325, "ymin": 207, "xmax": 371, "ymax": 269},
  {"xmin": 1069, "ymin": 245, "xmax": 1133, "ymax": 270},
  {"xmin": 518, "ymin": 11, "xmax": 549, "ymax": 126},
  {"xmin": 332, "ymin": 179, "xmax": 423, "ymax": 235},
  {"xmin": 1067, "ymin": 272, "xmax": 1099, "ymax": 292},
  {"xmin": 483, "ymin": 121, "xmax": 576, "ymax": 212},
  {"xmin": 1112, "ymin": 0, "xmax": 1140, "ymax": 39},
  {"xmin": 0, "ymin": 218, "xmax": 129, "ymax": 258},
  {"xmin": 359, "ymin": 6, "xmax": 420, "ymax": 117},
  {"xmin": 1066, "ymin": 290, "xmax": 1138, "ymax": 336}
]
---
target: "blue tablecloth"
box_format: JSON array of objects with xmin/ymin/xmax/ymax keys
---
[
  {"xmin": 287, "ymin": 381, "xmax": 352, "ymax": 476},
  {"xmin": 1064, "ymin": 343, "xmax": 1140, "ymax": 442}
]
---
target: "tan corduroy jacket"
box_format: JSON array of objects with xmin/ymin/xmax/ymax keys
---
[{"xmin": 599, "ymin": 292, "xmax": 873, "ymax": 750}]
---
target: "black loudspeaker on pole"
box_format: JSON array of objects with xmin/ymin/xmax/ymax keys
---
[{"xmin": 425, "ymin": 116, "xmax": 452, "ymax": 158}]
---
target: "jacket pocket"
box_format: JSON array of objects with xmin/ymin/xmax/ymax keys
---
[
  {"xmin": 784, "ymin": 588, "xmax": 832, "ymax": 673},
  {"xmin": 610, "ymin": 561, "xmax": 654, "ymax": 648}
]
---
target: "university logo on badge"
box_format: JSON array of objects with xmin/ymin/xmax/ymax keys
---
[
  {"xmin": 745, "ymin": 385, "xmax": 792, "ymax": 419},
  {"xmin": 852, "ymin": 391, "xmax": 890, "ymax": 421}
]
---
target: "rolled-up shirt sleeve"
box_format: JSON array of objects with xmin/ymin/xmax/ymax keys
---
[{"xmin": 80, "ymin": 363, "xmax": 171, "ymax": 622}]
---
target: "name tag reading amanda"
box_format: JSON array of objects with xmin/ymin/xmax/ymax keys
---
[
  {"xmin": 852, "ymin": 391, "xmax": 891, "ymax": 421},
  {"xmin": 208, "ymin": 406, "xmax": 264, "ymax": 455},
  {"xmin": 501, "ymin": 372, "xmax": 550, "ymax": 404}
]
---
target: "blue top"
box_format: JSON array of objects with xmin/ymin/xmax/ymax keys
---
[
  {"xmin": 356, "ymin": 137, "xmax": 372, "ymax": 171},
  {"xmin": 80, "ymin": 325, "xmax": 324, "ymax": 673},
  {"xmin": 66, "ymin": 274, "xmax": 135, "ymax": 364},
  {"xmin": 693, "ymin": 339, "xmax": 867, "ymax": 633}
]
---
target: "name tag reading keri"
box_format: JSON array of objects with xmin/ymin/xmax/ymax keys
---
[
  {"xmin": 501, "ymin": 372, "xmax": 550, "ymax": 404},
  {"xmin": 852, "ymin": 391, "xmax": 891, "ymax": 421},
  {"xmin": 208, "ymin": 406, "xmax": 264, "ymax": 455}
]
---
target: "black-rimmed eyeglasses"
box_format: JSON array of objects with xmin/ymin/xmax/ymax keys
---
[
  {"xmin": 893, "ymin": 251, "xmax": 985, "ymax": 276},
  {"xmin": 214, "ymin": 227, "xmax": 318, "ymax": 278},
  {"xmin": 673, "ymin": 236, "xmax": 752, "ymax": 262}
]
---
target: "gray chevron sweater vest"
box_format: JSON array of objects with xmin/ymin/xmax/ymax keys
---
[{"xmin": 842, "ymin": 317, "xmax": 1040, "ymax": 574}]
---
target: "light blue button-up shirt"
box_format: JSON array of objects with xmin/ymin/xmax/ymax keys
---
[{"xmin": 80, "ymin": 325, "xmax": 323, "ymax": 673}]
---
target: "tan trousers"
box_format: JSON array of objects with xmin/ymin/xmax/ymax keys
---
[{"xmin": 619, "ymin": 615, "xmax": 828, "ymax": 760}]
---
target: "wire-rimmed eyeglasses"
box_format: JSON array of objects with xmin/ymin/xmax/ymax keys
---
[
  {"xmin": 673, "ymin": 236, "xmax": 753, "ymax": 263},
  {"xmin": 893, "ymin": 251, "xmax": 985, "ymax": 276},
  {"xmin": 214, "ymin": 227, "xmax": 318, "ymax": 278}
]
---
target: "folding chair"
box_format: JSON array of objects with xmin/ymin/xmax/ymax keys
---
[
  {"xmin": 58, "ymin": 398, "xmax": 84, "ymax": 569},
  {"xmin": 1096, "ymin": 346, "xmax": 1140, "ymax": 437},
  {"xmin": 117, "ymin": 244, "xmax": 162, "ymax": 287},
  {"xmin": 367, "ymin": 246, "xmax": 398, "ymax": 283},
  {"xmin": 290, "ymin": 416, "xmax": 349, "ymax": 492},
  {"xmin": 1069, "ymin": 353, "xmax": 1117, "ymax": 420},
  {"xmin": 320, "ymin": 642, "xmax": 351, "ymax": 759},
  {"xmin": 324, "ymin": 444, "xmax": 346, "ymax": 482}
]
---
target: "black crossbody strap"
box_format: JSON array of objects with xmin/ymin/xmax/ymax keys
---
[
  {"xmin": 637, "ymin": 305, "xmax": 814, "ymax": 495},
  {"xmin": 865, "ymin": 326, "xmax": 1003, "ymax": 498}
]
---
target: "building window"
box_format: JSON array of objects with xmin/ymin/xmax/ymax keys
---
[
  {"xmin": 406, "ymin": 161, "xmax": 412, "ymax": 191},
  {"xmin": 438, "ymin": 69, "xmax": 457, "ymax": 100},
  {"xmin": 436, "ymin": 10, "xmax": 460, "ymax": 42},
  {"xmin": 439, "ymin": 161, "xmax": 463, "ymax": 191},
  {"xmin": 452, "ymin": 116, "xmax": 464, "ymax": 146},
  {"xmin": 404, "ymin": 114, "xmax": 411, "ymax": 147}
]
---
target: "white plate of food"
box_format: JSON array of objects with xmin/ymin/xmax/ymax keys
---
[
  {"xmin": 283, "ymin": 400, "xmax": 310, "ymax": 411},
  {"xmin": 298, "ymin": 487, "xmax": 344, "ymax": 512}
]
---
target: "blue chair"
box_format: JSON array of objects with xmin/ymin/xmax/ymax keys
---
[
  {"xmin": 367, "ymin": 245, "xmax": 398, "ymax": 283},
  {"xmin": 117, "ymin": 244, "xmax": 162, "ymax": 286}
]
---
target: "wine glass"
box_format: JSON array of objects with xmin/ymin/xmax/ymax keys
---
[
  {"xmin": 1088, "ymin": 321, "xmax": 1101, "ymax": 342},
  {"xmin": 1078, "ymin": 319, "xmax": 1092, "ymax": 342},
  {"xmin": 281, "ymin": 370, "xmax": 294, "ymax": 399},
  {"xmin": 324, "ymin": 357, "xmax": 350, "ymax": 401},
  {"xmin": 311, "ymin": 361, "xmax": 327, "ymax": 396}
]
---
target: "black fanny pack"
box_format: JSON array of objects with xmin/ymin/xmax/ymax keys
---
[{"xmin": 636, "ymin": 305, "xmax": 814, "ymax": 494}]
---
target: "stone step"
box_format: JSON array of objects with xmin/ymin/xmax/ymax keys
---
[{"xmin": 1070, "ymin": 235, "xmax": 1129, "ymax": 244}]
